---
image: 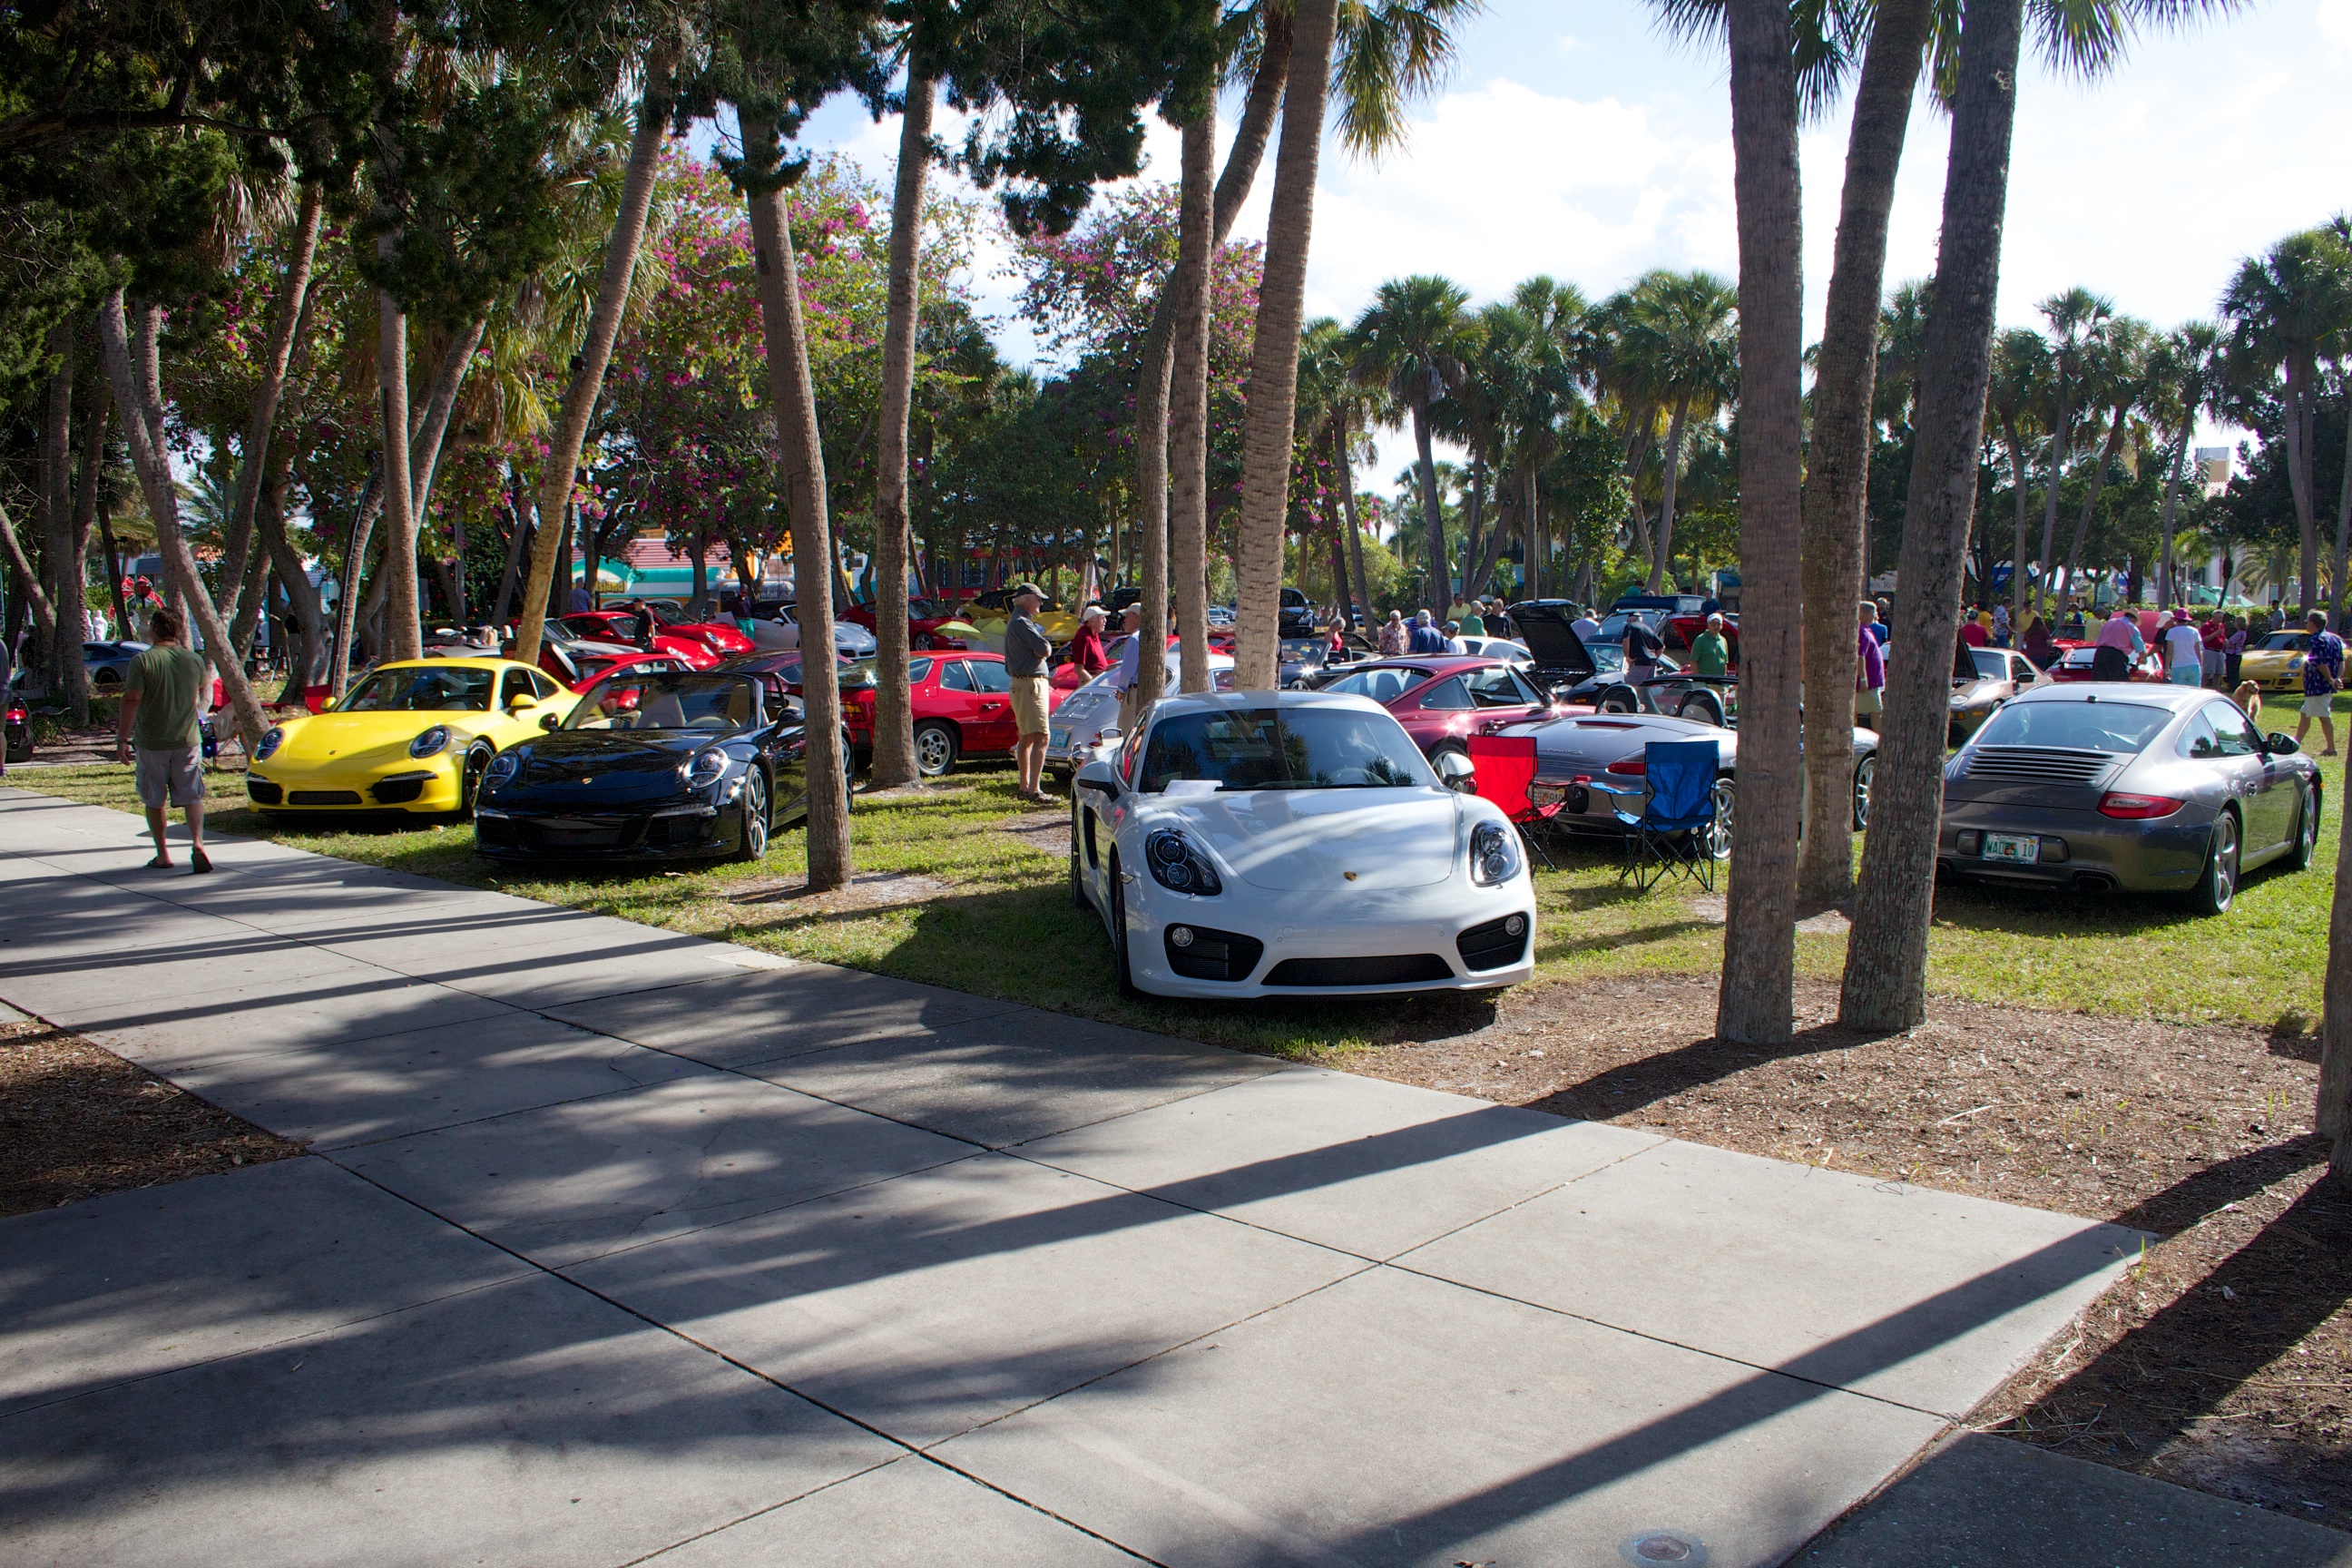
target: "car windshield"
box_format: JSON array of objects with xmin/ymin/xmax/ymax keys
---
[
  {"xmin": 836, "ymin": 657, "xmax": 880, "ymax": 689},
  {"xmin": 338, "ymin": 665, "xmax": 495, "ymax": 712},
  {"xmin": 1587, "ymin": 644, "xmax": 1626, "ymax": 673},
  {"xmin": 1139, "ymin": 706, "xmax": 1433, "ymax": 791},
  {"xmin": 1320, "ymin": 666, "xmax": 1426, "ymax": 704},
  {"xmin": 567, "ymin": 671, "xmax": 760, "ymax": 734},
  {"xmin": 1972, "ymin": 699, "xmax": 2173, "ymax": 753},
  {"xmin": 2259, "ymin": 632, "xmax": 2307, "ymax": 651}
]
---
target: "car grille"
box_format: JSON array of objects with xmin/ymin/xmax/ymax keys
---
[
  {"xmin": 370, "ymin": 776, "xmax": 428, "ymax": 805},
  {"xmin": 1455, "ymin": 914, "xmax": 1531, "ymax": 972},
  {"xmin": 246, "ymin": 780, "xmax": 283, "ymax": 805},
  {"xmin": 288, "ymin": 789, "xmax": 363, "ymax": 806},
  {"xmin": 1963, "ymin": 746, "xmax": 2115, "ymax": 785},
  {"xmin": 1164, "ymin": 926, "xmax": 1263, "ymax": 983},
  {"xmin": 1264, "ymin": 954, "xmax": 1454, "ymax": 987}
]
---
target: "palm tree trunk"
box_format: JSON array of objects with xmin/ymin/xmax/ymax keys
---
[
  {"xmin": 2330, "ymin": 387, "xmax": 2352, "ymax": 631},
  {"xmin": 1233, "ymin": 0, "xmax": 1339, "ymax": 689},
  {"xmin": 1840, "ymin": 0, "xmax": 2024, "ymax": 1031},
  {"xmin": 95, "ymin": 288, "xmax": 270, "ymax": 748},
  {"xmin": 1338, "ymin": 415, "xmax": 1370, "ymax": 612},
  {"xmin": 2036, "ymin": 377, "xmax": 2073, "ymax": 612},
  {"xmin": 1525, "ymin": 467, "xmax": 1542, "ymax": 600},
  {"xmin": 0, "ymin": 503, "xmax": 54, "ymax": 671},
  {"xmin": 2158, "ymin": 417, "xmax": 2193, "ymax": 612},
  {"xmin": 1463, "ymin": 448, "xmax": 1486, "ymax": 596},
  {"xmin": 40, "ymin": 324, "xmax": 89, "ymax": 720},
  {"xmin": 492, "ymin": 480, "xmax": 531, "ymax": 626},
  {"xmin": 2061, "ymin": 408, "xmax": 2127, "ymax": 596},
  {"xmin": 1648, "ymin": 397, "xmax": 1691, "ymax": 593},
  {"xmin": 330, "ymin": 467, "xmax": 380, "ymax": 699},
  {"xmin": 2285, "ymin": 357, "xmax": 2318, "ymax": 616},
  {"xmin": 1622, "ymin": 423, "xmax": 1657, "ymax": 573},
  {"xmin": 745, "ymin": 113, "xmax": 851, "ymax": 889},
  {"xmin": 1716, "ymin": 0, "xmax": 1808, "ymax": 1045},
  {"xmin": 219, "ymin": 182, "xmax": 324, "ymax": 644},
  {"xmin": 870, "ymin": 70, "xmax": 934, "ymax": 787},
  {"xmin": 1797, "ymin": 0, "xmax": 1932, "ymax": 907},
  {"xmin": 1413, "ymin": 402, "xmax": 1448, "ymax": 617},
  {"xmin": 514, "ymin": 53, "xmax": 673, "ymax": 666},
  {"xmin": 2005, "ymin": 418, "xmax": 2031, "ymax": 625},
  {"xmin": 1171, "ymin": 113, "xmax": 1217, "ymax": 695},
  {"xmin": 410, "ymin": 319, "xmax": 483, "ymax": 522}
]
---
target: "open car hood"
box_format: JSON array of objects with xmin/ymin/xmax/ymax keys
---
[{"xmin": 1504, "ymin": 601, "xmax": 1598, "ymax": 679}]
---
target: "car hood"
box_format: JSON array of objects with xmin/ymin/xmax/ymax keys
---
[
  {"xmin": 1951, "ymin": 677, "xmax": 2006, "ymax": 705},
  {"xmin": 508, "ymin": 728, "xmax": 721, "ymax": 786},
  {"xmin": 1152, "ymin": 789, "xmax": 1461, "ymax": 891},
  {"xmin": 1502, "ymin": 601, "xmax": 1597, "ymax": 678},
  {"xmin": 268, "ymin": 711, "xmax": 481, "ymax": 769}
]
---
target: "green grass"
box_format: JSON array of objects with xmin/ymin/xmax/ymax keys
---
[{"xmin": 19, "ymin": 718, "xmax": 2343, "ymax": 1052}]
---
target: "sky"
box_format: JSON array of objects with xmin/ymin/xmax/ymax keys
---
[{"xmin": 776, "ymin": 0, "xmax": 2352, "ymax": 489}]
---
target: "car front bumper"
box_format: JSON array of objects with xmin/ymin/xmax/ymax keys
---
[
  {"xmin": 1119, "ymin": 876, "xmax": 1537, "ymax": 998},
  {"xmin": 473, "ymin": 800, "xmax": 744, "ymax": 859},
  {"xmin": 1936, "ymin": 799, "xmax": 2217, "ymax": 890},
  {"xmin": 247, "ymin": 755, "xmax": 465, "ymax": 812}
]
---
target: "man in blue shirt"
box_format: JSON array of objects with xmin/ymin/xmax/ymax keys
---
[
  {"xmin": 2296, "ymin": 610, "xmax": 2342, "ymax": 757},
  {"xmin": 1407, "ymin": 611, "xmax": 1448, "ymax": 654}
]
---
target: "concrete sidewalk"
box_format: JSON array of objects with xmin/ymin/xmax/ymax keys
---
[{"xmin": 0, "ymin": 786, "xmax": 2317, "ymax": 1567}]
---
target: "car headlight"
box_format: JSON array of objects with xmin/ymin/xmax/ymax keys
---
[
  {"xmin": 485, "ymin": 752, "xmax": 520, "ymax": 787},
  {"xmin": 409, "ymin": 725, "xmax": 450, "ymax": 759},
  {"xmin": 1146, "ymin": 828, "xmax": 1222, "ymax": 895},
  {"xmin": 254, "ymin": 726, "xmax": 284, "ymax": 761},
  {"xmin": 1470, "ymin": 819, "xmax": 1522, "ymax": 886},
  {"xmin": 684, "ymin": 749, "xmax": 729, "ymax": 788},
  {"xmin": 2290, "ymin": 657, "xmax": 2305, "ymax": 671}
]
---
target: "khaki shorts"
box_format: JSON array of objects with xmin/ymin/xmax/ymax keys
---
[
  {"xmin": 2302, "ymin": 694, "xmax": 2336, "ymax": 720},
  {"xmin": 1854, "ymin": 685, "xmax": 1882, "ymax": 716},
  {"xmin": 1010, "ymin": 673, "xmax": 1052, "ymax": 738},
  {"xmin": 135, "ymin": 745, "xmax": 204, "ymax": 808}
]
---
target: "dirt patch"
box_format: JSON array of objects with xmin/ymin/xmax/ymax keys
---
[
  {"xmin": 1337, "ymin": 974, "xmax": 2349, "ymax": 1524},
  {"xmin": 0, "ymin": 1017, "xmax": 299, "ymax": 1217},
  {"xmin": 994, "ymin": 808, "xmax": 1073, "ymax": 858}
]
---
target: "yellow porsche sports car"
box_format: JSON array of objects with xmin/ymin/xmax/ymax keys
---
[
  {"xmin": 2239, "ymin": 630, "xmax": 2310, "ymax": 693},
  {"xmin": 246, "ymin": 658, "xmax": 573, "ymax": 816},
  {"xmin": 964, "ymin": 587, "xmax": 1080, "ymax": 648}
]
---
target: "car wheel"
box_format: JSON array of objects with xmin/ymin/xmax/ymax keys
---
[
  {"xmin": 456, "ymin": 745, "xmax": 492, "ymax": 818},
  {"xmin": 1704, "ymin": 774, "xmax": 1736, "ymax": 860},
  {"xmin": 93, "ymin": 669, "xmax": 122, "ymax": 690},
  {"xmin": 1851, "ymin": 754, "xmax": 1875, "ymax": 831},
  {"xmin": 1109, "ymin": 850, "xmax": 1140, "ymax": 998},
  {"xmin": 1678, "ymin": 693, "xmax": 1722, "ymax": 726},
  {"xmin": 1428, "ymin": 740, "xmax": 1468, "ymax": 768},
  {"xmin": 733, "ymin": 769, "xmax": 770, "ymax": 862},
  {"xmin": 2287, "ymin": 780, "xmax": 2318, "ymax": 871},
  {"xmin": 1071, "ymin": 804, "xmax": 1092, "ymax": 910},
  {"xmin": 2188, "ymin": 808, "xmax": 2239, "ymax": 916},
  {"xmin": 1599, "ymin": 685, "xmax": 1639, "ymax": 714},
  {"xmin": 914, "ymin": 720, "xmax": 958, "ymax": 778}
]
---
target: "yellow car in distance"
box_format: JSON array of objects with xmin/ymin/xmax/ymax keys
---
[
  {"xmin": 2239, "ymin": 630, "xmax": 2310, "ymax": 693},
  {"xmin": 246, "ymin": 658, "xmax": 573, "ymax": 816}
]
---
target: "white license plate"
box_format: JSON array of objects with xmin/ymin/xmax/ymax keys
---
[
  {"xmin": 1528, "ymin": 784, "xmax": 1567, "ymax": 807},
  {"xmin": 1982, "ymin": 832, "xmax": 2040, "ymax": 863},
  {"xmin": 1049, "ymin": 728, "xmax": 1069, "ymax": 749}
]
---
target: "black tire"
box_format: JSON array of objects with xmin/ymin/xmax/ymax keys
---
[
  {"xmin": 1109, "ymin": 850, "xmax": 1140, "ymax": 998},
  {"xmin": 92, "ymin": 669, "xmax": 122, "ymax": 691},
  {"xmin": 2286, "ymin": 780, "xmax": 2318, "ymax": 872},
  {"xmin": 1678, "ymin": 693, "xmax": 1723, "ymax": 727},
  {"xmin": 456, "ymin": 745, "xmax": 492, "ymax": 819},
  {"xmin": 1851, "ymin": 754, "xmax": 1875, "ymax": 831},
  {"xmin": 733, "ymin": 769, "xmax": 770, "ymax": 862},
  {"xmin": 2188, "ymin": 808, "xmax": 2239, "ymax": 916},
  {"xmin": 1071, "ymin": 803, "xmax": 1092, "ymax": 910},
  {"xmin": 913, "ymin": 720, "xmax": 958, "ymax": 778}
]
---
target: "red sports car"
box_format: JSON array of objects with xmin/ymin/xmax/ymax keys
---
[
  {"xmin": 556, "ymin": 610, "xmax": 721, "ymax": 668},
  {"xmin": 2047, "ymin": 642, "xmax": 2167, "ymax": 682},
  {"xmin": 838, "ymin": 602, "xmax": 979, "ymax": 651},
  {"xmin": 720, "ymin": 649, "xmax": 1063, "ymax": 776},
  {"xmin": 620, "ymin": 599, "xmax": 756, "ymax": 659},
  {"xmin": 1313, "ymin": 655, "xmax": 1572, "ymax": 760},
  {"xmin": 555, "ymin": 648, "xmax": 699, "ymax": 692}
]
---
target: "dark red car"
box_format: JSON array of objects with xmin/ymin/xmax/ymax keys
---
[
  {"xmin": 1662, "ymin": 611, "xmax": 1738, "ymax": 666},
  {"xmin": 556, "ymin": 610, "xmax": 723, "ymax": 668},
  {"xmin": 1313, "ymin": 656, "xmax": 1569, "ymax": 760},
  {"xmin": 720, "ymin": 648, "xmax": 1064, "ymax": 777},
  {"xmin": 621, "ymin": 600, "xmax": 756, "ymax": 659}
]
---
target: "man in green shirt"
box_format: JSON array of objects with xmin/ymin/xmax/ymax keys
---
[
  {"xmin": 116, "ymin": 606, "xmax": 211, "ymax": 873},
  {"xmin": 1691, "ymin": 612, "xmax": 1730, "ymax": 678},
  {"xmin": 1459, "ymin": 600, "xmax": 1486, "ymax": 637}
]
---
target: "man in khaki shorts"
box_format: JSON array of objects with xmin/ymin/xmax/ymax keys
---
[
  {"xmin": 116, "ymin": 606, "xmax": 212, "ymax": 873},
  {"xmin": 1003, "ymin": 583, "xmax": 1055, "ymax": 803}
]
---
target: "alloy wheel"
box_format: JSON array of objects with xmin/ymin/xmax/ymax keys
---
[
  {"xmin": 1852, "ymin": 755, "xmax": 1874, "ymax": 831},
  {"xmin": 1704, "ymin": 776, "xmax": 1736, "ymax": 860},
  {"xmin": 737, "ymin": 770, "xmax": 769, "ymax": 861}
]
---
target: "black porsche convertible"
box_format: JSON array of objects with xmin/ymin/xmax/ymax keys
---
[{"xmin": 473, "ymin": 668, "xmax": 839, "ymax": 862}]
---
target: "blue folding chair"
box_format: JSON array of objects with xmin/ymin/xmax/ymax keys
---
[{"xmin": 1590, "ymin": 739, "xmax": 1723, "ymax": 891}]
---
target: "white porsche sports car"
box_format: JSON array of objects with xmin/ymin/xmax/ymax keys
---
[{"xmin": 1070, "ymin": 691, "xmax": 1539, "ymax": 999}]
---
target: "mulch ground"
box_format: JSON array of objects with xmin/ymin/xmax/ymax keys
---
[
  {"xmin": 1330, "ymin": 974, "xmax": 2352, "ymax": 1526},
  {"xmin": 0, "ymin": 1017, "xmax": 299, "ymax": 1218}
]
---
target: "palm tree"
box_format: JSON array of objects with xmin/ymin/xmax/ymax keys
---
[
  {"xmin": 868, "ymin": 66, "xmax": 936, "ymax": 787},
  {"xmin": 1985, "ymin": 327, "xmax": 2046, "ymax": 625},
  {"xmin": 1613, "ymin": 270, "xmax": 1739, "ymax": 595},
  {"xmin": 2059, "ymin": 314, "xmax": 2153, "ymax": 596},
  {"xmin": 2143, "ymin": 321, "xmax": 2222, "ymax": 609},
  {"xmin": 1230, "ymin": 0, "xmax": 1340, "ymax": 689},
  {"xmin": 1349, "ymin": 274, "xmax": 1472, "ymax": 620},
  {"xmin": 2032, "ymin": 287, "xmax": 2114, "ymax": 611},
  {"xmin": 1839, "ymin": 0, "xmax": 2027, "ymax": 1032},
  {"xmin": 2220, "ymin": 227, "xmax": 2352, "ymax": 618}
]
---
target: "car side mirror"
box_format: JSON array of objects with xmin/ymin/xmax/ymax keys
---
[
  {"xmin": 506, "ymin": 692, "xmax": 534, "ymax": 710},
  {"xmin": 2265, "ymin": 730, "xmax": 2299, "ymax": 755},
  {"xmin": 1074, "ymin": 758, "xmax": 1122, "ymax": 800},
  {"xmin": 1435, "ymin": 750, "xmax": 1477, "ymax": 794},
  {"xmin": 538, "ymin": 711, "xmax": 562, "ymax": 731}
]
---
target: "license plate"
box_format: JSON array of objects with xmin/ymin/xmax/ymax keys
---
[
  {"xmin": 1049, "ymin": 727, "xmax": 1070, "ymax": 749},
  {"xmin": 1982, "ymin": 832, "xmax": 2040, "ymax": 863},
  {"xmin": 1528, "ymin": 784, "xmax": 1567, "ymax": 807}
]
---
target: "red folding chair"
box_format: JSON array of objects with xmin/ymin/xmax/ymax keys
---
[{"xmin": 1465, "ymin": 732, "xmax": 1558, "ymax": 869}]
